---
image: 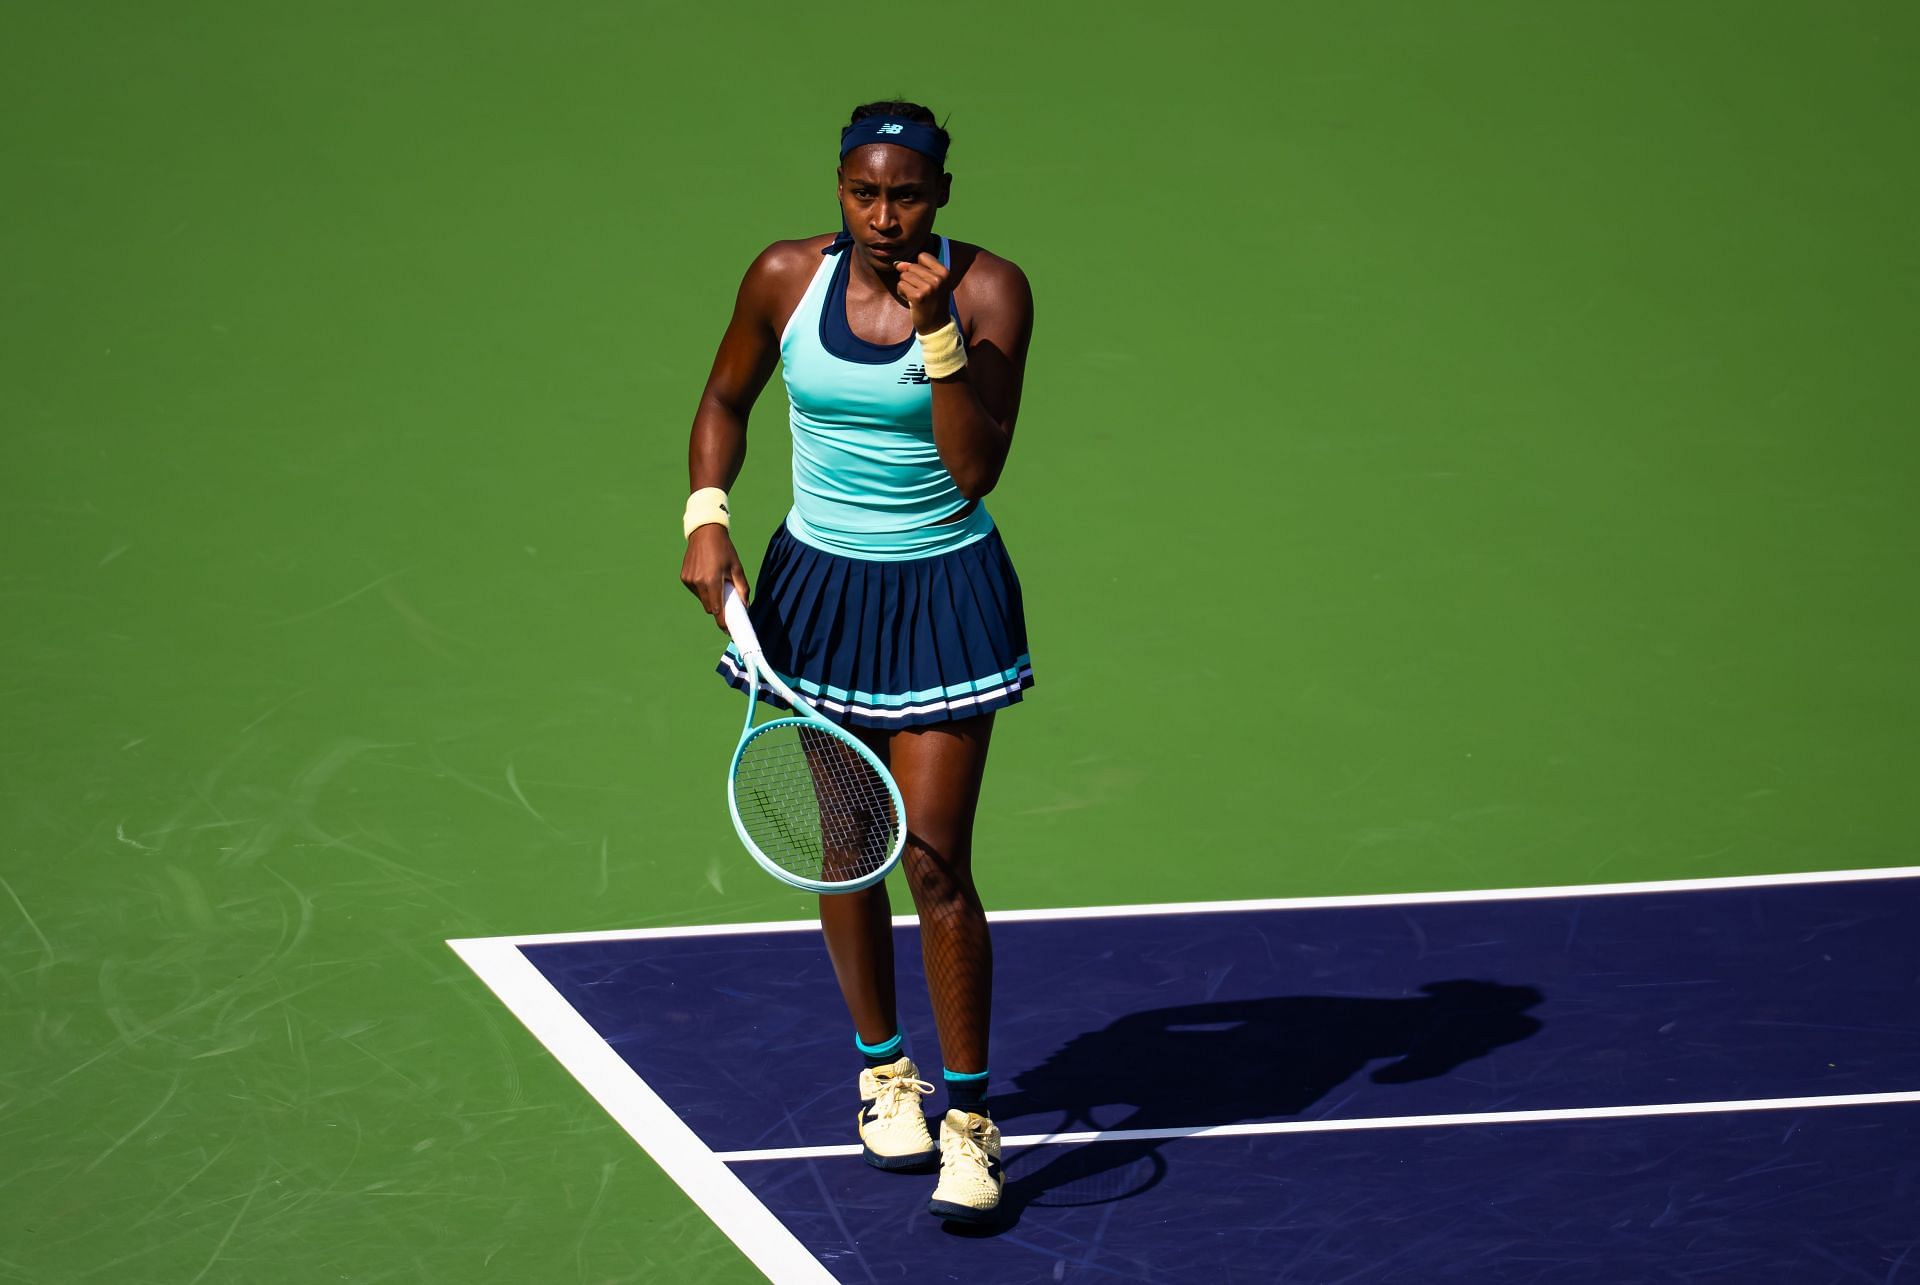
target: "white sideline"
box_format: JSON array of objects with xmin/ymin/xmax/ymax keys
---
[
  {"xmin": 446, "ymin": 937, "xmax": 835, "ymax": 1285},
  {"xmin": 464, "ymin": 863, "xmax": 1920, "ymax": 946},
  {"xmin": 714, "ymin": 1088, "xmax": 1920, "ymax": 1162}
]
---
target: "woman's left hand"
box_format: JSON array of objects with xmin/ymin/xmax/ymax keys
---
[{"xmin": 894, "ymin": 252, "xmax": 954, "ymax": 334}]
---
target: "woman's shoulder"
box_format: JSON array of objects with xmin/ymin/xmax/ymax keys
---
[
  {"xmin": 948, "ymin": 242, "xmax": 1033, "ymax": 322},
  {"xmin": 732, "ymin": 236, "xmax": 837, "ymax": 327},
  {"xmin": 948, "ymin": 241, "xmax": 1027, "ymax": 287},
  {"xmin": 740, "ymin": 235, "xmax": 836, "ymax": 289}
]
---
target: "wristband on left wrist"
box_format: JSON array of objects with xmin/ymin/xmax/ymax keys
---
[{"xmin": 918, "ymin": 321, "xmax": 967, "ymax": 380}]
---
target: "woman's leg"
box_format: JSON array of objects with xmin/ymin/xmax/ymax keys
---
[
  {"xmin": 822, "ymin": 753, "xmax": 933, "ymax": 1174},
  {"xmin": 882, "ymin": 713, "xmax": 996, "ymax": 1075},
  {"xmin": 819, "ymin": 877, "xmax": 899, "ymax": 1049}
]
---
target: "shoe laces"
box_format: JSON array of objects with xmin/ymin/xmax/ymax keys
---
[
  {"xmin": 942, "ymin": 1118, "xmax": 993, "ymax": 1171},
  {"xmin": 869, "ymin": 1071, "xmax": 933, "ymax": 1121}
]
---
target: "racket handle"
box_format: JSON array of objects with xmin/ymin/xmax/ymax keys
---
[{"xmin": 721, "ymin": 583, "xmax": 761, "ymax": 655}]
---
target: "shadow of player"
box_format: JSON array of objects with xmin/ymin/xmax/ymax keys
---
[{"xmin": 956, "ymin": 980, "xmax": 1543, "ymax": 1233}]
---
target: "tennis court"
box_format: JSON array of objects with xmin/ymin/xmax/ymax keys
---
[
  {"xmin": 5, "ymin": 3, "xmax": 1916, "ymax": 1281},
  {"xmin": 458, "ymin": 869, "xmax": 1920, "ymax": 1280}
]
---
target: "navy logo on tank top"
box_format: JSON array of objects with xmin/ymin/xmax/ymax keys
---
[{"xmin": 898, "ymin": 365, "xmax": 930, "ymax": 385}]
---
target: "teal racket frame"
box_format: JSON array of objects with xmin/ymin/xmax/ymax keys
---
[{"xmin": 722, "ymin": 586, "xmax": 907, "ymax": 894}]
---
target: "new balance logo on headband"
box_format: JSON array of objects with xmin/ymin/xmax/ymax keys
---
[{"xmin": 839, "ymin": 117, "xmax": 949, "ymax": 164}]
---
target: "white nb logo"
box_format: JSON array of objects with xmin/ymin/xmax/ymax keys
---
[{"xmin": 877, "ymin": 123, "xmax": 904, "ymax": 134}]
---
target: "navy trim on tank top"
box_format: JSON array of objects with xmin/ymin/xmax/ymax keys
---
[{"xmin": 817, "ymin": 237, "xmax": 964, "ymax": 365}]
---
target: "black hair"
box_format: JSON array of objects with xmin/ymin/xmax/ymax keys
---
[{"xmin": 848, "ymin": 100, "xmax": 951, "ymax": 158}]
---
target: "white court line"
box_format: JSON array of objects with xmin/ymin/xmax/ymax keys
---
[
  {"xmin": 459, "ymin": 863, "xmax": 1920, "ymax": 947},
  {"xmin": 714, "ymin": 1089, "xmax": 1920, "ymax": 1162},
  {"xmin": 446, "ymin": 937, "xmax": 835, "ymax": 1285}
]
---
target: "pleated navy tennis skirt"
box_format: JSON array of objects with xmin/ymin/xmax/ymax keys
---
[{"xmin": 717, "ymin": 521, "xmax": 1034, "ymax": 730}]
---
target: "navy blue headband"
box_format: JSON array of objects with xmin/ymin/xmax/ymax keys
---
[{"xmin": 839, "ymin": 116, "xmax": 949, "ymax": 165}]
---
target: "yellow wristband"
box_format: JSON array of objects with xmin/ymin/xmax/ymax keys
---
[
  {"xmin": 918, "ymin": 320, "xmax": 967, "ymax": 380},
  {"xmin": 682, "ymin": 487, "xmax": 730, "ymax": 540}
]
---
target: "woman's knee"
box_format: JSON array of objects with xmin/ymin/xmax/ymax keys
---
[{"xmin": 902, "ymin": 834, "xmax": 978, "ymax": 909}]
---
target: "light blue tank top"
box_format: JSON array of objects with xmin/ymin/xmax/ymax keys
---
[{"xmin": 777, "ymin": 235, "xmax": 995, "ymax": 560}]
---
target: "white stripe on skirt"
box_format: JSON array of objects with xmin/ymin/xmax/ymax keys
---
[{"xmin": 719, "ymin": 652, "xmax": 1033, "ymax": 723}]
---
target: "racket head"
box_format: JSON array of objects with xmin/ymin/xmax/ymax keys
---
[{"xmin": 727, "ymin": 714, "xmax": 906, "ymax": 894}]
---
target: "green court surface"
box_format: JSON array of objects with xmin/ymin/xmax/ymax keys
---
[{"xmin": 4, "ymin": 3, "xmax": 1915, "ymax": 1280}]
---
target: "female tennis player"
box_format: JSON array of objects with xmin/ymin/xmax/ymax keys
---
[{"xmin": 678, "ymin": 101, "xmax": 1034, "ymax": 1223}]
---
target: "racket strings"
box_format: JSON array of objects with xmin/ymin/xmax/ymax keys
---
[{"xmin": 733, "ymin": 723, "xmax": 899, "ymax": 883}]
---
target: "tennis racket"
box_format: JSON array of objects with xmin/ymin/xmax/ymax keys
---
[{"xmin": 721, "ymin": 584, "xmax": 907, "ymax": 893}]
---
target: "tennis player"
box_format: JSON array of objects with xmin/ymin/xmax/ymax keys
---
[{"xmin": 678, "ymin": 101, "xmax": 1034, "ymax": 1223}]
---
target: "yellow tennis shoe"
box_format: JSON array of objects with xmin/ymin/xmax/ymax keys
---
[
  {"xmin": 928, "ymin": 1109, "xmax": 1003, "ymax": 1222},
  {"xmin": 856, "ymin": 1057, "xmax": 937, "ymax": 1171}
]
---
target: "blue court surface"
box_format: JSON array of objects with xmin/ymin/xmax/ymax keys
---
[{"xmin": 450, "ymin": 868, "xmax": 1920, "ymax": 1283}]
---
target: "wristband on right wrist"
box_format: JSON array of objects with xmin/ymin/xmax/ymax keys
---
[{"xmin": 683, "ymin": 487, "xmax": 730, "ymax": 540}]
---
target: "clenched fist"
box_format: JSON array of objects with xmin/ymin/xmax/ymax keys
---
[{"xmin": 892, "ymin": 252, "xmax": 954, "ymax": 335}]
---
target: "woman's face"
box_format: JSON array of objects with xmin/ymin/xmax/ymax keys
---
[{"xmin": 837, "ymin": 144, "xmax": 950, "ymax": 273}]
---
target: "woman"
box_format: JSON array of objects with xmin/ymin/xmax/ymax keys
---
[{"xmin": 678, "ymin": 101, "xmax": 1034, "ymax": 1223}]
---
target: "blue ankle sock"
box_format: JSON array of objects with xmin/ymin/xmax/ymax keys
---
[
  {"xmin": 855, "ymin": 1030, "xmax": 904, "ymax": 1070},
  {"xmin": 944, "ymin": 1067, "xmax": 990, "ymax": 1117}
]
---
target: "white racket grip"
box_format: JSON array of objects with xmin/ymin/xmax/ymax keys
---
[
  {"xmin": 721, "ymin": 583, "xmax": 763, "ymax": 659},
  {"xmin": 719, "ymin": 582, "xmax": 826, "ymax": 718}
]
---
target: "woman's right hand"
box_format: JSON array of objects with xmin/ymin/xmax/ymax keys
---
[{"xmin": 681, "ymin": 525, "xmax": 750, "ymax": 631}]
